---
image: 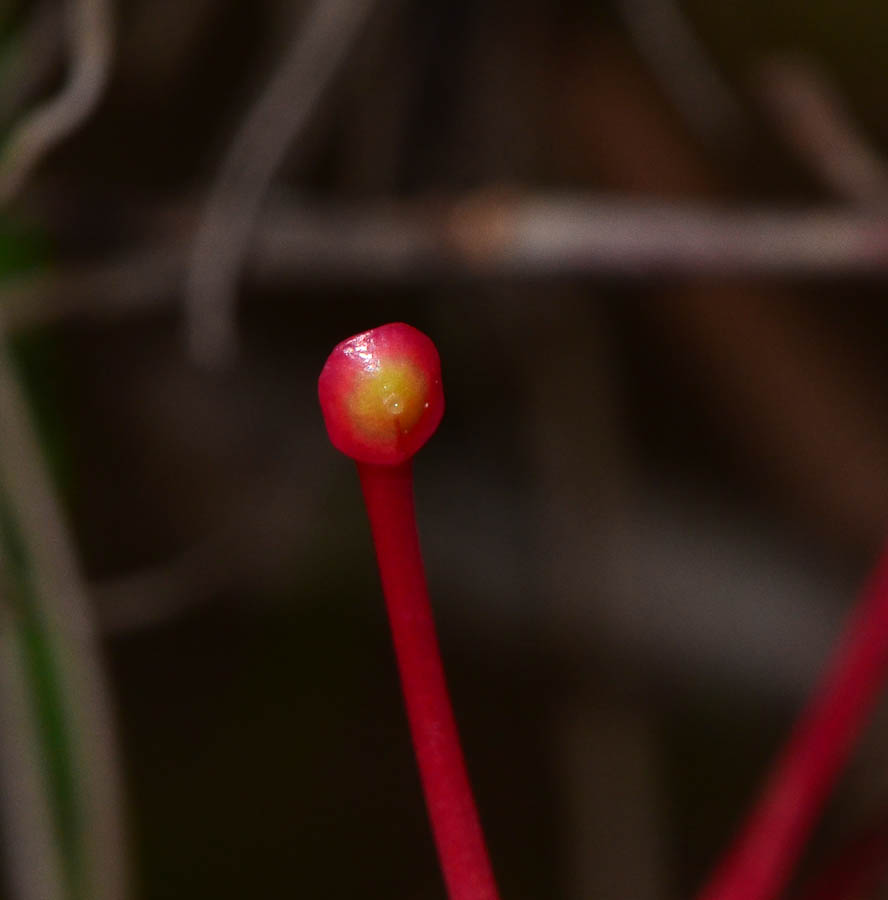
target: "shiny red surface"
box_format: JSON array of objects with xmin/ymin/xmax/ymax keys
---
[
  {"xmin": 358, "ymin": 462, "xmax": 500, "ymax": 900},
  {"xmin": 319, "ymin": 322, "xmax": 498, "ymax": 899},
  {"xmin": 318, "ymin": 322, "xmax": 444, "ymax": 465}
]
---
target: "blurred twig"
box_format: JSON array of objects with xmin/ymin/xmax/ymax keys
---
[
  {"xmin": 616, "ymin": 0, "xmax": 747, "ymax": 147},
  {"xmin": 0, "ymin": 0, "xmax": 65, "ymax": 129},
  {"xmin": 0, "ymin": 0, "xmax": 112, "ymax": 204},
  {"xmin": 6, "ymin": 194, "xmax": 888, "ymax": 334},
  {"xmin": 555, "ymin": 34, "xmax": 888, "ymax": 553},
  {"xmin": 0, "ymin": 0, "xmax": 126, "ymax": 894},
  {"xmin": 757, "ymin": 56, "xmax": 888, "ymax": 206},
  {"xmin": 0, "ymin": 594, "xmax": 68, "ymax": 900},
  {"xmin": 0, "ymin": 334, "xmax": 129, "ymax": 900},
  {"xmin": 185, "ymin": 0, "xmax": 377, "ymax": 367}
]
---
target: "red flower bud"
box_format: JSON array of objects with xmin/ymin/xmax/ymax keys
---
[{"xmin": 318, "ymin": 322, "xmax": 444, "ymax": 465}]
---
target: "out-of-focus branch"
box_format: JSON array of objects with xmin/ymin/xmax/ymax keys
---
[
  {"xmin": 0, "ymin": 0, "xmax": 112, "ymax": 204},
  {"xmin": 0, "ymin": 0, "xmax": 65, "ymax": 129},
  {"xmin": 616, "ymin": 0, "xmax": 747, "ymax": 147},
  {"xmin": 6, "ymin": 193, "xmax": 888, "ymax": 332},
  {"xmin": 185, "ymin": 0, "xmax": 377, "ymax": 367},
  {"xmin": 0, "ymin": 332, "xmax": 129, "ymax": 900},
  {"xmin": 0, "ymin": 0, "xmax": 123, "ymax": 894},
  {"xmin": 436, "ymin": 195, "xmax": 888, "ymax": 278},
  {"xmin": 0, "ymin": 596, "xmax": 67, "ymax": 900},
  {"xmin": 757, "ymin": 56, "xmax": 888, "ymax": 206},
  {"xmin": 550, "ymin": 35, "xmax": 888, "ymax": 555}
]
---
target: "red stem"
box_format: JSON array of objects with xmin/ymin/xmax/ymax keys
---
[
  {"xmin": 697, "ymin": 541, "xmax": 888, "ymax": 900},
  {"xmin": 357, "ymin": 461, "xmax": 500, "ymax": 900}
]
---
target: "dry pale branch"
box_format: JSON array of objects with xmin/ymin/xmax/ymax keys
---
[
  {"xmin": 0, "ymin": 0, "xmax": 112, "ymax": 204},
  {"xmin": 757, "ymin": 56, "xmax": 888, "ymax": 206},
  {"xmin": 0, "ymin": 333, "xmax": 130, "ymax": 900},
  {"xmin": 185, "ymin": 0, "xmax": 377, "ymax": 367},
  {"xmin": 0, "ymin": 0, "xmax": 65, "ymax": 129},
  {"xmin": 3, "ymin": 194, "xmax": 888, "ymax": 334},
  {"xmin": 0, "ymin": 597, "xmax": 68, "ymax": 900},
  {"xmin": 0, "ymin": 0, "xmax": 126, "ymax": 894},
  {"xmin": 616, "ymin": 0, "xmax": 747, "ymax": 147}
]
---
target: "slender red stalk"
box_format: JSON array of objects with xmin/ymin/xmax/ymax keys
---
[
  {"xmin": 697, "ymin": 541, "xmax": 888, "ymax": 900},
  {"xmin": 319, "ymin": 322, "xmax": 500, "ymax": 900},
  {"xmin": 359, "ymin": 461, "xmax": 500, "ymax": 900}
]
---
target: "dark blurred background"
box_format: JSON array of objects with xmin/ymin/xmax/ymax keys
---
[{"xmin": 1, "ymin": 0, "xmax": 888, "ymax": 898}]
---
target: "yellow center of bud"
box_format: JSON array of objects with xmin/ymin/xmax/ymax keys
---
[{"xmin": 347, "ymin": 360, "xmax": 429, "ymax": 442}]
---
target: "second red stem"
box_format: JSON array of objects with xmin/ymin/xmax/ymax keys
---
[
  {"xmin": 697, "ymin": 540, "xmax": 888, "ymax": 900},
  {"xmin": 358, "ymin": 461, "xmax": 500, "ymax": 900}
]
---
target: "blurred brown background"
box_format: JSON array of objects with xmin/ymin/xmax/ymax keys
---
[{"xmin": 2, "ymin": 0, "xmax": 888, "ymax": 898}]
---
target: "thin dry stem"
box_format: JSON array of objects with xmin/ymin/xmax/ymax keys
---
[
  {"xmin": 0, "ymin": 597, "xmax": 68, "ymax": 900},
  {"xmin": 757, "ymin": 56, "xmax": 888, "ymax": 205},
  {"xmin": 184, "ymin": 0, "xmax": 376, "ymax": 367},
  {"xmin": 0, "ymin": 0, "xmax": 112, "ymax": 204},
  {"xmin": 0, "ymin": 326, "xmax": 129, "ymax": 900},
  {"xmin": 616, "ymin": 0, "xmax": 746, "ymax": 146},
  {"xmin": 8, "ymin": 194, "xmax": 888, "ymax": 337}
]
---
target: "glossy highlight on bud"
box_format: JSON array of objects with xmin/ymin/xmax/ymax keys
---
[{"xmin": 318, "ymin": 322, "xmax": 444, "ymax": 465}]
